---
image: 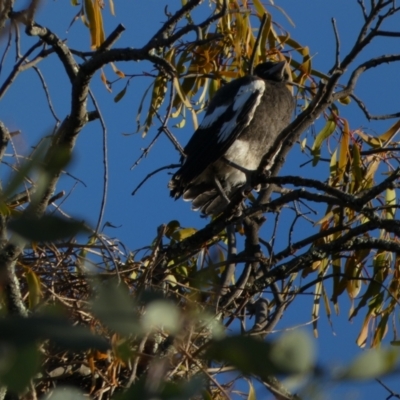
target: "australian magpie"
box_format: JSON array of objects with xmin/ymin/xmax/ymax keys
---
[{"xmin": 169, "ymin": 61, "xmax": 295, "ymax": 215}]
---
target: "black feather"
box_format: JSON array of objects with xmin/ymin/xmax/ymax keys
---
[{"xmin": 169, "ymin": 61, "xmax": 295, "ymax": 215}]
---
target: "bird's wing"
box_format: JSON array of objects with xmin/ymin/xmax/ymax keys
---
[{"xmin": 178, "ymin": 76, "xmax": 266, "ymax": 184}]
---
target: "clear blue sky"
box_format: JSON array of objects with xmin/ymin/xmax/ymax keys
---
[{"xmin": 1, "ymin": 1, "xmax": 400, "ymax": 398}]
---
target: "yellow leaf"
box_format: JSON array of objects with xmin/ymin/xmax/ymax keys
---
[
  {"xmin": 84, "ymin": 0, "xmax": 105, "ymax": 49},
  {"xmin": 252, "ymin": 0, "xmax": 267, "ymax": 17},
  {"xmin": 164, "ymin": 274, "xmax": 177, "ymax": 287},
  {"xmin": 338, "ymin": 119, "xmax": 350, "ymax": 180},
  {"xmin": 352, "ymin": 144, "xmax": 363, "ymax": 186},
  {"xmin": 173, "ymin": 77, "xmax": 198, "ymax": 130},
  {"xmin": 111, "ymin": 63, "xmax": 125, "ymax": 78},
  {"xmin": 312, "ymin": 280, "xmax": 322, "ymax": 338},
  {"xmin": 314, "ymin": 210, "xmax": 334, "ymax": 226},
  {"xmin": 300, "ymin": 137, "xmax": 306, "ymax": 152},
  {"xmin": 363, "ymin": 158, "xmax": 380, "ymax": 187},
  {"xmin": 109, "ymin": 0, "xmax": 115, "ymax": 15},
  {"xmin": 311, "ymin": 117, "xmax": 336, "ymax": 166},
  {"xmin": 100, "ymin": 69, "xmax": 111, "ymax": 92},
  {"xmin": 94, "ymin": 0, "xmax": 105, "ymax": 47},
  {"xmin": 386, "ymin": 187, "xmax": 396, "ymax": 219},
  {"xmin": 259, "ymin": 13, "xmax": 271, "ymax": 61},
  {"xmin": 372, "ymin": 314, "xmax": 389, "ymax": 348},
  {"xmin": 246, "ymin": 379, "xmax": 256, "ymax": 400},
  {"xmin": 171, "ymin": 227, "xmax": 197, "ymax": 241},
  {"xmin": 355, "ymin": 129, "xmax": 382, "ymax": 148},
  {"xmin": 345, "ymin": 256, "xmax": 362, "ymax": 299},
  {"xmin": 338, "ymin": 95, "xmax": 351, "ymax": 105},
  {"xmin": 141, "ymin": 74, "xmax": 168, "ymax": 137},
  {"xmin": 23, "ymin": 266, "xmax": 42, "ymax": 309},
  {"xmin": 377, "ymin": 119, "xmax": 400, "ymax": 144},
  {"xmin": 356, "ymin": 313, "xmax": 372, "ymax": 348},
  {"xmin": 329, "ymin": 149, "xmax": 338, "ymax": 179},
  {"xmin": 174, "ymin": 118, "xmax": 186, "ymax": 129},
  {"xmin": 84, "ymin": 0, "xmax": 96, "ymax": 47}
]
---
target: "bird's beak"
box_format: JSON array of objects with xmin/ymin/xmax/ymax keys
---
[{"xmin": 269, "ymin": 61, "xmax": 287, "ymax": 80}]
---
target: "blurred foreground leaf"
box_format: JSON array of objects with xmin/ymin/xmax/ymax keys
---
[
  {"xmin": 0, "ymin": 314, "xmax": 109, "ymax": 351},
  {"xmin": 92, "ymin": 280, "xmax": 139, "ymax": 336},
  {"xmin": 8, "ymin": 214, "xmax": 88, "ymax": 241},
  {"xmin": 207, "ymin": 331, "xmax": 315, "ymax": 378}
]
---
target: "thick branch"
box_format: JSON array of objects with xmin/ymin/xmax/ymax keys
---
[{"xmin": 25, "ymin": 23, "xmax": 79, "ymax": 82}]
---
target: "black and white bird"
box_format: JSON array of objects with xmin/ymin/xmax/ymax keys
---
[{"xmin": 169, "ymin": 61, "xmax": 295, "ymax": 215}]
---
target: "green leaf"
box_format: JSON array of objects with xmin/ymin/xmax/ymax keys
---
[
  {"xmin": 340, "ymin": 348, "xmax": 398, "ymax": 380},
  {"xmin": 44, "ymin": 387, "xmax": 87, "ymax": 400},
  {"xmin": 141, "ymin": 300, "xmax": 181, "ymax": 335},
  {"xmin": 311, "ymin": 117, "xmax": 336, "ymax": 166},
  {"xmin": 171, "ymin": 227, "xmax": 197, "ymax": 241},
  {"xmin": 269, "ymin": 330, "xmax": 315, "ymax": 374},
  {"xmin": 0, "ymin": 344, "xmax": 40, "ymax": 393},
  {"xmin": 91, "ymin": 280, "xmax": 140, "ymax": 336},
  {"xmin": 386, "ymin": 187, "xmax": 396, "ymax": 219},
  {"xmin": 8, "ymin": 214, "xmax": 88, "ymax": 241},
  {"xmin": 117, "ymin": 375, "xmax": 204, "ymax": 400},
  {"xmin": 206, "ymin": 331, "xmax": 315, "ymax": 378},
  {"xmin": 0, "ymin": 314, "xmax": 109, "ymax": 351},
  {"xmin": 114, "ymin": 86, "xmax": 127, "ymax": 103}
]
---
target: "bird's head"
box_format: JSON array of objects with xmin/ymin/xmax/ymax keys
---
[{"xmin": 253, "ymin": 61, "xmax": 290, "ymax": 82}]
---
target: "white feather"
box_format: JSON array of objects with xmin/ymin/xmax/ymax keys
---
[
  {"xmin": 217, "ymin": 79, "xmax": 265, "ymax": 143},
  {"xmin": 199, "ymin": 104, "xmax": 229, "ymax": 129}
]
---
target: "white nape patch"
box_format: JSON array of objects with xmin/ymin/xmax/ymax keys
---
[
  {"xmin": 217, "ymin": 79, "xmax": 265, "ymax": 143},
  {"xmin": 199, "ymin": 104, "xmax": 229, "ymax": 129}
]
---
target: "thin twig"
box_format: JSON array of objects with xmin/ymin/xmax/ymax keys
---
[
  {"xmin": 0, "ymin": 40, "xmax": 43, "ymax": 99},
  {"xmin": 130, "ymin": 128, "xmax": 163, "ymax": 170},
  {"xmin": 357, "ymin": 0, "xmax": 369, "ymax": 20},
  {"xmin": 131, "ymin": 164, "xmax": 181, "ymax": 196},
  {"xmin": 88, "ymin": 89, "xmax": 108, "ymax": 235},
  {"xmin": 0, "ymin": 25, "xmax": 12, "ymax": 77},
  {"xmin": 351, "ymin": 93, "xmax": 400, "ymax": 120},
  {"xmin": 330, "ymin": 18, "xmax": 341, "ymax": 73},
  {"xmin": 32, "ymin": 66, "xmax": 60, "ymax": 123}
]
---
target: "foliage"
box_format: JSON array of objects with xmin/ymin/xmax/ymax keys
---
[{"xmin": 0, "ymin": 0, "xmax": 400, "ymax": 399}]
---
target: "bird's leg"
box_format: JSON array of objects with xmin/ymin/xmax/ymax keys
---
[
  {"xmin": 213, "ymin": 175, "xmax": 231, "ymax": 205},
  {"xmin": 221, "ymin": 157, "xmax": 259, "ymax": 192}
]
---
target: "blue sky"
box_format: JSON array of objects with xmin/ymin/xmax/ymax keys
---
[{"xmin": 2, "ymin": 1, "xmax": 400, "ymax": 398}]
